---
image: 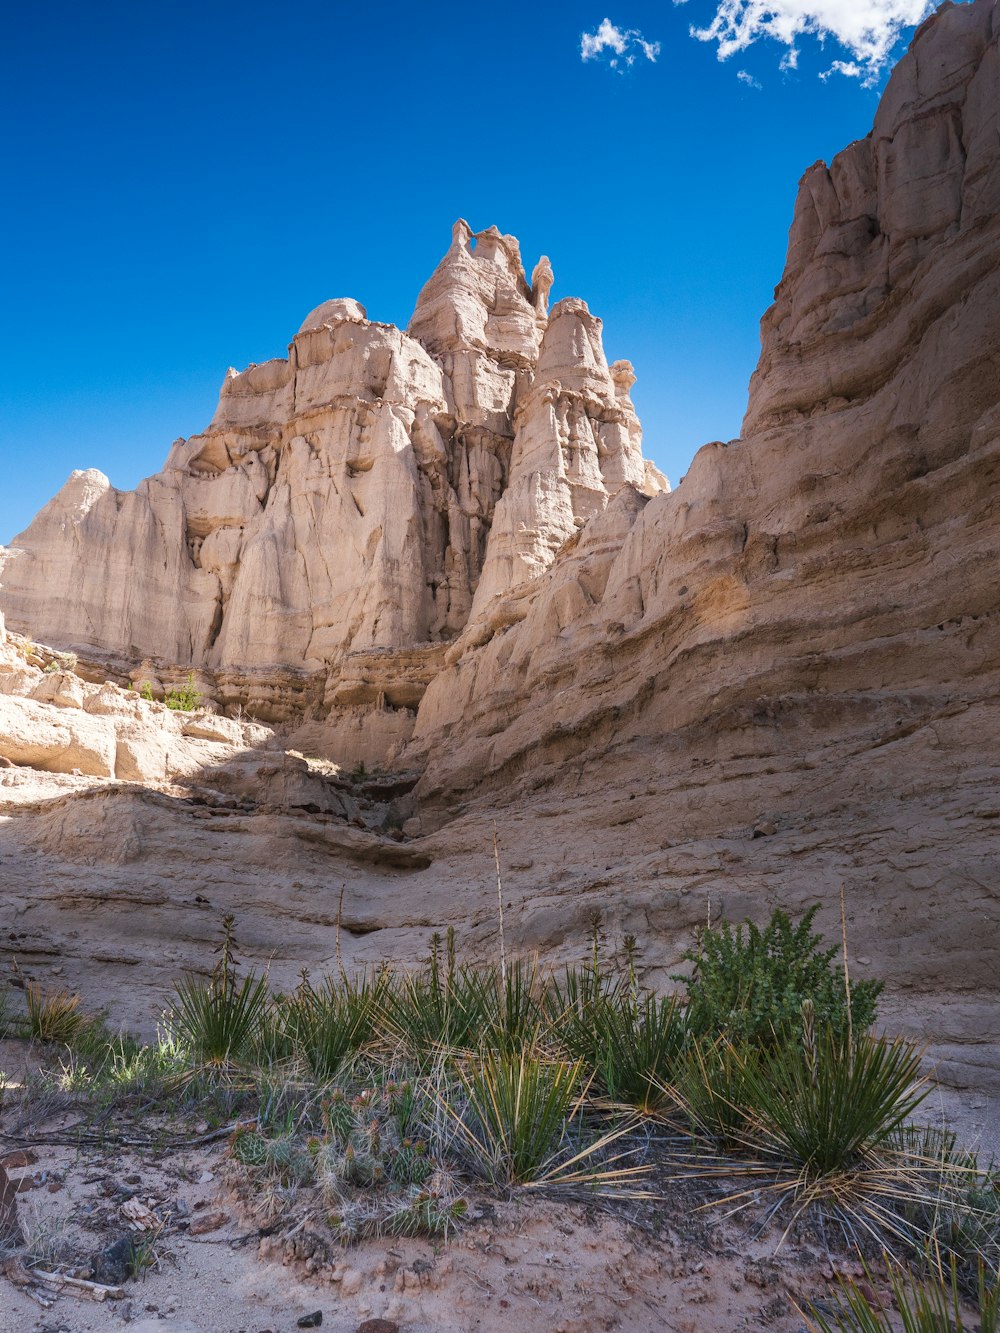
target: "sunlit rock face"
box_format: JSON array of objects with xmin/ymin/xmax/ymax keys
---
[
  {"xmin": 0, "ymin": 221, "xmax": 665, "ymax": 700},
  {"xmin": 0, "ymin": 0, "xmax": 999, "ymax": 1105}
]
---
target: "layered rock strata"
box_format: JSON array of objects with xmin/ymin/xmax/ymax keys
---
[
  {"xmin": 0, "ymin": 224, "xmax": 665, "ymax": 751},
  {"xmin": 0, "ymin": 0, "xmax": 998, "ymax": 1104}
]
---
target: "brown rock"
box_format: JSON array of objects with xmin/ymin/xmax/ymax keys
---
[
  {"xmin": 0, "ymin": 1150, "xmax": 37, "ymax": 1169},
  {"xmin": 188, "ymin": 1210, "xmax": 229, "ymax": 1236}
]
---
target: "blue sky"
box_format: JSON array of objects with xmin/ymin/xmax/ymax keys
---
[{"xmin": 0, "ymin": 0, "xmax": 937, "ymax": 543}]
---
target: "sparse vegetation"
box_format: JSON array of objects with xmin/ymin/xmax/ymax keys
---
[
  {"xmin": 2, "ymin": 905, "xmax": 996, "ymax": 1307},
  {"xmin": 803, "ymin": 1250, "xmax": 1000, "ymax": 1332},
  {"xmin": 164, "ymin": 671, "xmax": 202, "ymax": 711}
]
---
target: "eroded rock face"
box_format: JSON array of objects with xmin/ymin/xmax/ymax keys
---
[
  {"xmin": 0, "ymin": 223, "xmax": 665, "ymax": 714},
  {"xmin": 0, "ymin": 0, "xmax": 998, "ymax": 1105},
  {"xmin": 414, "ymin": 0, "xmax": 1000, "ymax": 805}
]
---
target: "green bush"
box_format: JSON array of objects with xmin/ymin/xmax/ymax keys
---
[
  {"xmin": 677, "ymin": 906, "xmax": 881, "ymax": 1048},
  {"xmin": 165, "ymin": 672, "xmax": 202, "ymax": 711}
]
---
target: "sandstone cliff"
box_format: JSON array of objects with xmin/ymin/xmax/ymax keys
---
[
  {"xmin": 0, "ymin": 0, "xmax": 997, "ymax": 1107},
  {"xmin": 0, "ymin": 224, "xmax": 664, "ymax": 750}
]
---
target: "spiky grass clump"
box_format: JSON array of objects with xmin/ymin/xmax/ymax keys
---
[
  {"xmin": 377, "ymin": 930, "xmax": 510, "ymax": 1062},
  {"xmin": 741, "ymin": 1028, "xmax": 929, "ymax": 1179},
  {"xmin": 169, "ymin": 969, "xmax": 270, "ymax": 1067},
  {"xmin": 675, "ymin": 1033, "xmax": 759, "ymax": 1147},
  {"xmin": 24, "ymin": 983, "xmax": 91, "ymax": 1046},
  {"xmin": 446, "ymin": 1049, "xmax": 585, "ymax": 1185},
  {"xmin": 546, "ymin": 961, "xmax": 628, "ymax": 1065},
  {"xmin": 685, "ymin": 1027, "xmax": 944, "ymax": 1249},
  {"xmin": 803, "ymin": 1251, "xmax": 999, "ymax": 1332},
  {"xmin": 167, "ymin": 915, "xmax": 270, "ymax": 1067},
  {"xmin": 284, "ymin": 969, "xmax": 383, "ymax": 1080},
  {"xmin": 592, "ymin": 991, "xmax": 688, "ymax": 1115},
  {"xmin": 887, "ymin": 1126, "xmax": 1000, "ymax": 1288}
]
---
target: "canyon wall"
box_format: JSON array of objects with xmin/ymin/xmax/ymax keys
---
[
  {"xmin": 411, "ymin": 0, "xmax": 1000, "ymax": 805},
  {"xmin": 0, "ymin": 0, "xmax": 997, "ymax": 1098},
  {"xmin": 0, "ymin": 224, "xmax": 663, "ymax": 750}
]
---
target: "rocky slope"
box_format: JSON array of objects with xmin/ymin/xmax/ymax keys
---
[{"xmin": 0, "ymin": 0, "xmax": 997, "ymax": 1111}]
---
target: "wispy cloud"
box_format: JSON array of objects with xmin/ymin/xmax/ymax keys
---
[
  {"xmin": 736, "ymin": 68, "xmax": 763, "ymax": 86},
  {"xmin": 681, "ymin": 0, "xmax": 934, "ymax": 84},
  {"xmin": 581, "ymin": 18, "xmax": 661, "ymax": 69}
]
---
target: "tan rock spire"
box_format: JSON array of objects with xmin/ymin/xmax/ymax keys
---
[{"xmin": 0, "ymin": 222, "xmax": 664, "ymax": 707}]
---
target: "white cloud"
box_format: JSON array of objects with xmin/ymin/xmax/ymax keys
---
[
  {"xmin": 820, "ymin": 56, "xmax": 864, "ymax": 77},
  {"xmin": 737, "ymin": 67, "xmax": 763, "ymax": 85},
  {"xmin": 687, "ymin": 0, "xmax": 935, "ymax": 84},
  {"xmin": 581, "ymin": 17, "xmax": 661, "ymax": 69}
]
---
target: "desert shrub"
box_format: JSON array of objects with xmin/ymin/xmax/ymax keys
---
[
  {"xmin": 25, "ymin": 983, "xmax": 91, "ymax": 1046},
  {"xmin": 164, "ymin": 672, "xmax": 202, "ymax": 711},
  {"xmin": 677, "ymin": 906, "xmax": 881, "ymax": 1048}
]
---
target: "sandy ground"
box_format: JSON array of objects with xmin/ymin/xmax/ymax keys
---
[{"xmin": 0, "ymin": 1033, "xmax": 929, "ymax": 1333}]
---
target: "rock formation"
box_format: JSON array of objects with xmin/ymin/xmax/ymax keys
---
[
  {"xmin": 0, "ymin": 221, "xmax": 665, "ymax": 749},
  {"xmin": 0, "ymin": 0, "xmax": 998, "ymax": 1110}
]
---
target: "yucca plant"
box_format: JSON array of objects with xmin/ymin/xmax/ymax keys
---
[
  {"xmin": 167, "ymin": 916, "xmax": 270, "ymax": 1066},
  {"xmin": 284, "ymin": 969, "xmax": 383, "ymax": 1080},
  {"xmin": 25, "ymin": 983, "xmax": 90, "ymax": 1045},
  {"xmin": 887, "ymin": 1126, "xmax": 1000, "ymax": 1290},
  {"xmin": 674, "ymin": 1032, "xmax": 759, "ymax": 1147},
  {"xmin": 546, "ymin": 960, "xmax": 630, "ymax": 1066},
  {"xmin": 592, "ymin": 991, "xmax": 688, "ymax": 1115},
  {"xmin": 740, "ymin": 1027, "xmax": 929, "ymax": 1179},
  {"xmin": 685, "ymin": 1026, "xmax": 942, "ymax": 1249},
  {"xmin": 469, "ymin": 957, "xmax": 547, "ymax": 1054},
  {"xmin": 377, "ymin": 932, "xmax": 495, "ymax": 1061},
  {"xmin": 444, "ymin": 1048, "xmax": 587, "ymax": 1185},
  {"xmin": 169, "ymin": 969, "xmax": 270, "ymax": 1066},
  {"xmin": 802, "ymin": 1250, "xmax": 999, "ymax": 1332}
]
